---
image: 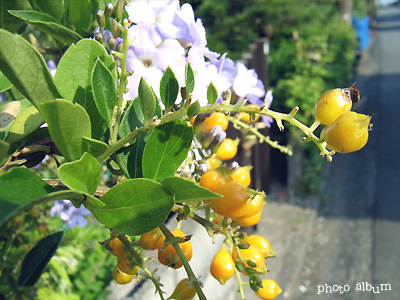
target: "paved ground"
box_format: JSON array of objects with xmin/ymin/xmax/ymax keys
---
[
  {"xmin": 268, "ymin": 5, "xmax": 400, "ymax": 300},
  {"xmin": 106, "ymin": 6, "xmax": 400, "ymax": 300}
]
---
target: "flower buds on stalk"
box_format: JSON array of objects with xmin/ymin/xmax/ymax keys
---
[
  {"xmin": 96, "ymin": 10, "xmax": 106, "ymax": 29},
  {"xmin": 115, "ymin": 0, "xmax": 124, "ymax": 21},
  {"xmin": 105, "ymin": 2, "xmax": 114, "ymax": 20},
  {"xmin": 95, "ymin": 31, "xmax": 104, "ymax": 43},
  {"xmin": 111, "ymin": 19, "xmax": 122, "ymax": 39}
]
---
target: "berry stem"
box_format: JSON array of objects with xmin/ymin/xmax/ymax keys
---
[{"xmin": 159, "ymin": 224, "xmax": 207, "ymax": 300}]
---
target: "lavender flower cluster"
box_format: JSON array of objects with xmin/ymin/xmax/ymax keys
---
[{"xmin": 103, "ymin": 0, "xmax": 273, "ymax": 126}]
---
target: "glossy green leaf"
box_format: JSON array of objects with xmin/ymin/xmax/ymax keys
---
[
  {"xmin": 162, "ymin": 177, "xmax": 222, "ymax": 203},
  {"xmin": 0, "ymin": 139, "xmax": 9, "ymax": 164},
  {"xmin": 160, "ymin": 66, "xmax": 179, "ymax": 111},
  {"xmin": 54, "ymin": 39, "xmax": 116, "ymax": 139},
  {"xmin": 83, "ymin": 136, "xmax": 108, "ymax": 157},
  {"xmin": 9, "ymin": 10, "xmax": 82, "ymax": 45},
  {"xmin": 142, "ymin": 120, "xmax": 193, "ymax": 182},
  {"xmin": 187, "ymin": 100, "xmax": 200, "ymax": 120},
  {"xmin": 39, "ymin": 99, "xmax": 91, "ymax": 161},
  {"xmin": 0, "ymin": 167, "xmax": 55, "ymax": 224},
  {"xmin": 18, "ymin": 230, "xmax": 64, "ymax": 286},
  {"xmin": 0, "ymin": 0, "xmax": 32, "ymax": 33},
  {"xmin": 115, "ymin": 98, "xmax": 147, "ymax": 178},
  {"xmin": 185, "ymin": 61, "xmax": 195, "ymax": 95},
  {"xmin": 207, "ymin": 81, "xmax": 218, "ymax": 105},
  {"xmin": 138, "ymin": 77, "xmax": 156, "ymax": 124},
  {"xmin": 32, "ymin": 0, "xmax": 65, "ymax": 22},
  {"xmin": 0, "ymin": 29, "xmax": 61, "ymax": 109},
  {"xmin": 0, "ymin": 70, "xmax": 12, "ymax": 93},
  {"xmin": 91, "ymin": 179, "xmax": 174, "ymax": 235},
  {"xmin": 115, "ymin": 97, "xmax": 161, "ymax": 179},
  {"xmin": 91, "ymin": 58, "xmax": 117, "ymax": 125},
  {"xmin": 6, "ymin": 105, "xmax": 44, "ymax": 143},
  {"xmin": 69, "ymin": 0, "xmax": 92, "ymax": 37},
  {"xmin": 58, "ymin": 152, "xmax": 101, "ymax": 194}
]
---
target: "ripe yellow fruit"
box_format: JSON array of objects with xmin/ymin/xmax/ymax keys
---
[
  {"xmin": 210, "ymin": 247, "xmax": 235, "ymax": 284},
  {"xmin": 232, "ymin": 244, "xmax": 266, "ymax": 275},
  {"xmin": 321, "ymin": 111, "xmax": 371, "ymax": 153},
  {"xmin": 233, "ymin": 210, "xmax": 262, "ymax": 227},
  {"xmin": 169, "ymin": 278, "xmax": 196, "ymax": 300},
  {"xmin": 255, "ymin": 279, "xmax": 282, "ymax": 300},
  {"xmin": 242, "ymin": 235, "xmax": 275, "ymax": 258},
  {"xmin": 314, "ymin": 88, "xmax": 352, "ymax": 126},
  {"xmin": 112, "ymin": 266, "xmax": 134, "ymax": 285}
]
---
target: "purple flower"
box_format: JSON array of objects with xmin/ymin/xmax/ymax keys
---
[
  {"xmin": 124, "ymin": 23, "xmax": 186, "ymax": 102},
  {"xmin": 232, "ymin": 62, "xmax": 265, "ymax": 100},
  {"xmin": 47, "ymin": 60, "xmax": 57, "ymax": 77},
  {"xmin": 126, "ymin": 0, "xmax": 179, "ymax": 26},
  {"xmin": 50, "ymin": 200, "xmax": 91, "ymax": 229}
]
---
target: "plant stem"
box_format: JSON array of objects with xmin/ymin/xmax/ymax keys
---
[
  {"xmin": 228, "ymin": 116, "xmax": 292, "ymax": 155},
  {"xmin": 235, "ymin": 269, "xmax": 246, "ymax": 300},
  {"xmin": 159, "ymin": 224, "xmax": 207, "ymax": 300},
  {"xmin": 110, "ymin": 25, "xmax": 129, "ymax": 144},
  {"xmin": 97, "ymin": 102, "xmax": 333, "ymax": 163}
]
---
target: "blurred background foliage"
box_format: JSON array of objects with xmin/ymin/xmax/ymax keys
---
[{"xmin": 187, "ymin": 0, "xmax": 372, "ymax": 193}]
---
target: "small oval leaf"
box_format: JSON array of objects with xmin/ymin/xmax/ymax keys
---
[
  {"xmin": 91, "ymin": 179, "xmax": 174, "ymax": 235},
  {"xmin": 138, "ymin": 77, "xmax": 156, "ymax": 124},
  {"xmin": 142, "ymin": 120, "xmax": 193, "ymax": 182},
  {"xmin": 161, "ymin": 176, "xmax": 221, "ymax": 203},
  {"xmin": 160, "ymin": 66, "xmax": 179, "ymax": 111},
  {"xmin": 207, "ymin": 81, "xmax": 218, "ymax": 104}
]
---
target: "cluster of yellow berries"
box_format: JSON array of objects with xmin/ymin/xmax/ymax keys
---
[{"xmin": 314, "ymin": 87, "xmax": 372, "ymax": 153}]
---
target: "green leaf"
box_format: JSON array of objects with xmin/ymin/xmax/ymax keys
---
[
  {"xmin": 138, "ymin": 77, "xmax": 156, "ymax": 124},
  {"xmin": 54, "ymin": 39, "xmax": 116, "ymax": 139},
  {"xmin": 115, "ymin": 97, "xmax": 161, "ymax": 179},
  {"xmin": 91, "ymin": 58, "xmax": 117, "ymax": 125},
  {"xmin": 39, "ymin": 99, "xmax": 91, "ymax": 161},
  {"xmin": 0, "ymin": 167, "xmax": 55, "ymax": 224},
  {"xmin": 185, "ymin": 61, "xmax": 195, "ymax": 95},
  {"xmin": 187, "ymin": 100, "xmax": 200, "ymax": 120},
  {"xmin": 8, "ymin": 10, "xmax": 82, "ymax": 45},
  {"xmin": 6, "ymin": 105, "xmax": 44, "ymax": 143},
  {"xmin": 58, "ymin": 152, "xmax": 101, "ymax": 194},
  {"xmin": 91, "ymin": 179, "xmax": 174, "ymax": 235},
  {"xmin": 0, "ymin": 139, "xmax": 9, "ymax": 164},
  {"xmin": 32, "ymin": 0, "xmax": 65, "ymax": 22},
  {"xmin": 207, "ymin": 81, "xmax": 218, "ymax": 104},
  {"xmin": 232, "ymin": 99, "xmax": 247, "ymax": 111},
  {"xmin": 160, "ymin": 66, "xmax": 179, "ymax": 111},
  {"xmin": 0, "ymin": 0, "xmax": 32, "ymax": 33},
  {"xmin": 142, "ymin": 120, "xmax": 193, "ymax": 182},
  {"xmin": 162, "ymin": 177, "xmax": 222, "ymax": 203},
  {"xmin": 115, "ymin": 99, "xmax": 147, "ymax": 178},
  {"xmin": 0, "ymin": 70, "xmax": 12, "ymax": 93},
  {"xmin": 82, "ymin": 136, "xmax": 108, "ymax": 157},
  {"xmin": 18, "ymin": 230, "xmax": 64, "ymax": 286},
  {"xmin": 69, "ymin": 0, "xmax": 92, "ymax": 37},
  {"xmin": 0, "ymin": 29, "xmax": 61, "ymax": 110}
]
